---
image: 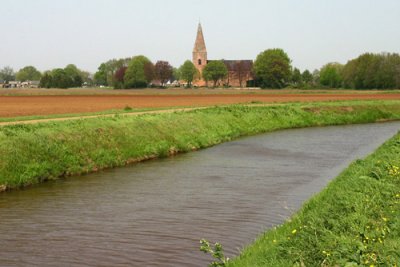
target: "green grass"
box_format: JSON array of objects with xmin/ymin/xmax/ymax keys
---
[
  {"xmin": 1, "ymin": 100, "xmax": 400, "ymax": 192},
  {"xmin": 228, "ymin": 129, "xmax": 400, "ymax": 266},
  {"xmin": 0, "ymin": 107, "xmax": 168, "ymax": 123}
]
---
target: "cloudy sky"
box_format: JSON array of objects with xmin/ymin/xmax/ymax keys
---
[{"xmin": 1, "ymin": 0, "xmax": 399, "ymax": 73}]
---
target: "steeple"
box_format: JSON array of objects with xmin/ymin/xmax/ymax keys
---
[
  {"xmin": 193, "ymin": 23, "xmax": 207, "ymax": 53},
  {"xmin": 192, "ymin": 23, "xmax": 207, "ymax": 73}
]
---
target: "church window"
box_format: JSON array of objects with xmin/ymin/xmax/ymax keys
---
[{"xmin": 198, "ymin": 59, "xmax": 202, "ymax": 65}]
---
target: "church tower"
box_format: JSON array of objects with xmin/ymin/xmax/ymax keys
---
[{"xmin": 192, "ymin": 23, "xmax": 207, "ymax": 75}]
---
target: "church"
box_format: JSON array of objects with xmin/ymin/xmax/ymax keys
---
[{"xmin": 192, "ymin": 23, "xmax": 253, "ymax": 87}]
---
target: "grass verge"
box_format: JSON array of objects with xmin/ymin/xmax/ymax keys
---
[
  {"xmin": 0, "ymin": 106, "xmax": 167, "ymax": 123},
  {"xmin": 0, "ymin": 100, "xmax": 400, "ymax": 192},
  {"xmin": 228, "ymin": 128, "xmax": 400, "ymax": 266}
]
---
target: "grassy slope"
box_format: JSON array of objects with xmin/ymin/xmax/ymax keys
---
[
  {"xmin": 1, "ymin": 100, "xmax": 400, "ymax": 192},
  {"xmin": 228, "ymin": 130, "xmax": 400, "ymax": 266}
]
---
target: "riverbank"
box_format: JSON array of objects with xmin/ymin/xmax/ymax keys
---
[
  {"xmin": 228, "ymin": 128, "xmax": 400, "ymax": 266},
  {"xmin": 1, "ymin": 100, "xmax": 400, "ymax": 192}
]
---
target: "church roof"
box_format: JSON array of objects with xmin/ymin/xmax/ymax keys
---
[
  {"xmin": 207, "ymin": 60, "xmax": 253, "ymax": 71},
  {"xmin": 222, "ymin": 60, "xmax": 253, "ymax": 71},
  {"xmin": 193, "ymin": 23, "xmax": 207, "ymax": 53}
]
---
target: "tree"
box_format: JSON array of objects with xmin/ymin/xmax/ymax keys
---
[
  {"xmin": 302, "ymin": 69, "xmax": 313, "ymax": 84},
  {"xmin": 144, "ymin": 61, "xmax": 155, "ymax": 85},
  {"xmin": 312, "ymin": 69, "xmax": 320, "ymax": 86},
  {"xmin": 0, "ymin": 66, "xmax": 15, "ymax": 82},
  {"xmin": 80, "ymin": 70, "xmax": 93, "ymax": 86},
  {"xmin": 94, "ymin": 63, "xmax": 108, "ymax": 86},
  {"xmin": 94, "ymin": 57, "xmax": 131, "ymax": 87},
  {"xmin": 124, "ymin": 55, "xmax": 152, "ymax": 88},
  {"xmin": 64, "ymin": 64, "xmax": 83, "ymax": 87},
  {"xmin": 172, "ymin": 67, "xmax": 180, "ymax": 82},
  {"xmin": 113, "ymin": 66, "xmax": 127, "ymax": 89},
  {"xmin": 319, "ymin": 63, "xmax": 343, "ymax": 88},
  {"xmin": 291, "ymin": 67, "xmax": 302, "ymax": 86},
  {"xmin": 50, "ymin": 68, "xmax": 72, "ymax": 89},
  {"xmin": 39, "ymin": 71, "xmax": 53, "ymax": 88},
  {"xmin": 342, "ymin": 52, "xmax": 400, "ymax": 89},
  {"xmin": 39, "ymin": 65, "xmax": 86, "ymax": 89},
  {"xmin": 253, "ymin": 48, "xmax": 292, "ymax": 88},
  {"xmin": 179, "ymin": 60, "xmax": 198, "ymax": 87},
  {"xmin": 16, "ymin": 66, "xmax": 42, "ymax": 82},
  {"xmin": 154, "ymin": 60, "xmax": 173, "ymax": 87},
  {"xmin": 202, "ymin": 60, "xmax": 228, "ymax": 87}
]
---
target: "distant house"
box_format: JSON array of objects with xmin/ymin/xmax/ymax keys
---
[
  {"xmin": 20, "ymin": 80, "xmax": 40, "ymax": 88},
  {"xmin": 8, "ymin": 81, "xmax": 21, "ymax": 88},
  {"xmin": 30, "ymin": 80, "xmax": 40, "ymax": 88}
]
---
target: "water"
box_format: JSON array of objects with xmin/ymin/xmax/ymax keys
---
[{"xmin": 1, "ymin": 122, "xmax": 399, "ymax": 266}]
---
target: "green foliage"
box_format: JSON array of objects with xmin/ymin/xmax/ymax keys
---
[
  {"xmin": 64, "ymin": 64, "xmax": 83, "ymax": 87},
  {"xmin": 94, "ymin": 63, "xmax": 108, "ymax": 86},
  {"xmin": 253, "ymin": 48, "xmax": 292, "ymax": 88},
  {"xmin": 16, "ymin": 66, "xmax": 42, "ymax": 82},
  {"xmin": 342, "ymin": 52, "xmax": 400, "ymax": 89},
  {"xmin": 94, "ymin": 58, "xmax": 131, "ymax": 87},
  {"xmin": 229, "ymin": 131, "xmax": 400, "ymax": 266},
  {"xmin": 302, "ymin": 70, "xmax": 313, "ymax": 84},
  {"xmin": 319, "ymin": 62, "xmax": 343, "ymax": 88},
  {"xmin": 0, "ymin": 66, "xmax": 15, "ymax": 82},
  {"xmin": 179, "ymin": 60, "xmax": 198, "ymax": 87},
  {"xmin": 124, "ymin": 55, "xmax": 153, "ymax": 88},
  {"xmin": 203, "ymin": 60, "xmax": 228, "ymax": 87},
  {"xmin": 50, "ymin": 68, "xmax": 72, "ymax": 89},
  {"xmin": 39, "ymin": 72, "xmax": 53, "ymax": 88},
  {"xmin": 0, "ymin": 100, "xmax": 400, "ymax": 191},
  {"xmin": 39, "ymin": 65, "xmax": 85, "ymax": 89},
  {"xmin": 290, "ymin": 67, "xmax": 302, "ymax": 87},
  {"xmin": 200, "ymin": 239, "xmax": 230, "ymax": 267}
]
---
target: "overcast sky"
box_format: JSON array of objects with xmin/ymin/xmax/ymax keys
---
[{"xmin": 1, "ymin": 0, "xmax": 400, "ymax": 73}]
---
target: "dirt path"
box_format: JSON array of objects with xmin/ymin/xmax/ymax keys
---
[{"xmin": 1, "ymin": 93, "xmax": 400, "ymax": 119}]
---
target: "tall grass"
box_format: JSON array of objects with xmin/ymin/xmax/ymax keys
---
[
  {"xmin": 1, "ymin": 100, "xmax": 400, "ymax": 191},
  {"xmin": 228, "ymin": 126, "xmax": 400, "ymax": 266}
]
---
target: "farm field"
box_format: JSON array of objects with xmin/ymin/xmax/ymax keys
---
[{"xmin": 1, "ymin": 88, "xmax": 400, "ymax": 118}]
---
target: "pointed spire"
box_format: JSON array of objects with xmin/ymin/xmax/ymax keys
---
[{"xmin": 193, "ymin": 23, "xmax": 207, "ymax": 53}]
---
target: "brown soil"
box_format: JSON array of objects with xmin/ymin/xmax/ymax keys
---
[{"xmin": 1, "ymin": 92, "xmax": 400, "ymax": 118}]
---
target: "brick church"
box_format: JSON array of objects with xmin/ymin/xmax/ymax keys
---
[{"xmin": 192, "ymin": 23, "xmax": 253, "ymax": 87}]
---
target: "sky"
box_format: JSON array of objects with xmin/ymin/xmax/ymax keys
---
[{"xmin": 1, "ymin": 0, "xmax": 400, "ymax": 73}]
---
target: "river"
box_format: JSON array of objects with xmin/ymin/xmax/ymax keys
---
[{"xmin": 1, "ymin": 122, "xmax": 399, "ymax": 266}]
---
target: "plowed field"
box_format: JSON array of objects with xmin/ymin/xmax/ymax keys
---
[{"xmin": 1, "ymin": 90, "xmax": 400, "ymax": 118}]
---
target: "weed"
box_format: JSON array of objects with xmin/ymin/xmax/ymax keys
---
[{"xmin": 200, "ymin": 239, "xmax": 229, "ymax": 267}]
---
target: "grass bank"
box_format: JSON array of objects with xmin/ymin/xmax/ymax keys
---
[
  {"xmin": 228, "ymin": 129, "xmax": 400, "ymax": 266},
  {"xmin": 1, "ymin": 100, "xmax": 400, "ymax": 192}
]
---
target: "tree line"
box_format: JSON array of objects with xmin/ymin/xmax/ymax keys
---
[{"xmin": 1, "ymin": 51, "xmax": 399, "ymax": 89}]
